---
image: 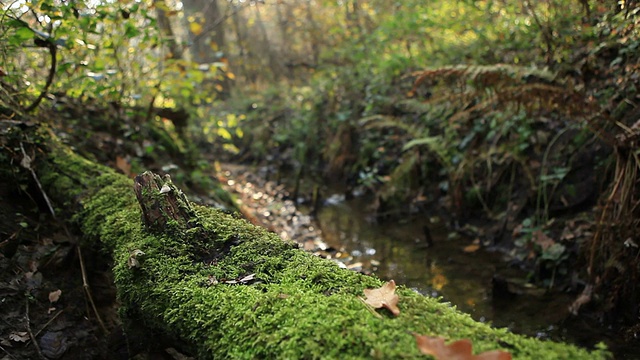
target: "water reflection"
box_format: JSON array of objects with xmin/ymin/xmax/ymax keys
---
[{"xmin": 315, "ymin": 194, "xmax": 572, "ymax": 336}]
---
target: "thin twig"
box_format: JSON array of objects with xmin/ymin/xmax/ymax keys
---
[
  {"xmin": 25, "ymin": 298, "xmax": 47, "ymax": 360},
  {"xmin": 78, "ymin": 245, "xmax": 108, "ymax": 333},
  {"xmin": 14, "ymin": 21, "xmax": 57, "ymax": 112},
  {"xmin": 357, "ymin": 296, "xmax": 383, "ymax": 319},
  {"xmin": 0, "ymin": 344, "xmax": 18, "ymax": 360},
  {"xmin": 20, "ymin": 142, "xmax": 56, "ymax": 216},
  {"xmin": 34, "ymin": 310, "xmax": 64, "ymax": 338}
]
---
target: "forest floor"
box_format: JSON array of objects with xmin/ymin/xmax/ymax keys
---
[
  {"xmin": 0, "ymin": 161, "xmax": 362, "ymax": 359},
  {"xmin": 3, "ymin": 156, "xmax": 639, "ymax": 359}
]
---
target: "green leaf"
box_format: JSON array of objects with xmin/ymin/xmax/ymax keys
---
[
  {"xmin": 124, "ymin": 22, "xmax": 141, "ymax": 38},
  {"xmin": 13, "ymin": 27, "xmax": 34, "ymax": 43},
  {"xmin": 541, "ymin": 243, "xmax": 566, "ymax": 262}
]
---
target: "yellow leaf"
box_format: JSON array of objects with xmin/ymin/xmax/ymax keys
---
[
  {"xmin": 190, "ymin": 22, "xmax": 203, "ymax": 36},
  {"xmin": 217, "ymin": 128, "xmax": 232, "ymax": 140},
  {"xmin": 226, "ymin": 72, "xmax": 236, "ymax": 80},
  {"xmin": 431, "ymin": 273, "xmax": 447, "ymax": 291}
]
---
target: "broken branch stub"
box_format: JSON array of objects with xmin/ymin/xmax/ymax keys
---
[{"xmin": 133, "ymin": 171, "xmax": 195, "ymax": 233}]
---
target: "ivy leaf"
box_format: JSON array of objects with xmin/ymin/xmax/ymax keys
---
[
  {"xmin": 414, "ymin": 334, "xmax": 512, "ymax": 360},
  {"xmin": 363, "ymin": 280, "xmax": 400, "ymax": 316}
]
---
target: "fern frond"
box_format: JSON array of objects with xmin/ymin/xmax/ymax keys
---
[
  {"xmin": 358, "ymin": 115, "xmax": 414, "ymax": 133},
  {"xmin": 411, "ymin": 64, "xmax": 556, "ymax": 90},
  {"xmin": 410, "ymin": 64, "xmax": 601, "ymax": 128}
]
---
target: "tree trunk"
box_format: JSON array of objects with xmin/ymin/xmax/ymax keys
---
[
  {"xmin": 0, "ymin": 123, "xmax": 606, "ymax": 359},
  {"xmin": 182, "ymin": 0, "xmax": 231, "ymax": 98},
  {"xmin": 230, "ymin": 3, "xmax": 252, "ymax": 85},
  {"xmin": 153, "ymin": 0, "xmax": 183, "ymax": 60},
  {"xmin": 253, "ymin": 3, "xmax": 284, "ymax": 82}
]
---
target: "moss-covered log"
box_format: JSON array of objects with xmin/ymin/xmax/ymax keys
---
[{"xmin": 1, "ymin": 123, "xmax": 608, "ymax": 359}]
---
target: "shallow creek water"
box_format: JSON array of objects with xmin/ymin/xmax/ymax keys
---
[{"xmin": 313, "ymin": 193, "xmax": 597, "ymax": 346}]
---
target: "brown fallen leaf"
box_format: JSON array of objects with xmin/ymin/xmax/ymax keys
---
[
  {"xmin": 49, "ymin": 289, "xmax": 62, "ymax": 303},
  {"xmin": 463, "ymin": 244, "xmax": 480, "ymax": 253},
  {"xmin": 569, "ymin": 284, "xmax": 593, "ymax": 315},
  {"xmin": 363, "ymin": 280, "xmax": 400, "ymax": 316},
  {"xmin": 532, "ymin": 230, "xmax": 554, "ymax": 251},
  {"xmin": 115, "ymin": 156, "xmax": 131, "ymax": 177},
  {"xmin": 414, "ymin": 334, "xmax": 512, "ymax": 360}
]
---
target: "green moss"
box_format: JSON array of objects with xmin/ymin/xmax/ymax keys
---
[
  {"xmin": 104, "ymin": 204, "xmax": 606, "ymax": 359},
  {"xmin": 20, "ymin": 126, "xmax": 609, "ymax": 359}
]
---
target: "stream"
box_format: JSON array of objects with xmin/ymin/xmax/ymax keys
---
[{"xmin": 314, "ymin": 194, "xmax": 573, "ymax": 338}]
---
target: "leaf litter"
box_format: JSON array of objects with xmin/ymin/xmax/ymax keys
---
[{"xmin": 362, "ymin": 280, "xmax": 512, "ymax": 358}]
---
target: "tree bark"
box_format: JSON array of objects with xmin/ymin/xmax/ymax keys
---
[
  {"xmin": 182, "ymin": 0, "xmax": 231, "ymax": 98},
  {"xmin": 0, "ymin": 123, "xmax": 606, "ymax": 359},
  {"xmin": 153, "ymin": 0, "xmax": 183, "ymax": 60}
]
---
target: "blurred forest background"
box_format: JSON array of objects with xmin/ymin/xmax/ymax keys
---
[{"xmin": 2, "ymin": 0, "xmax": 640, "ymax": 357}]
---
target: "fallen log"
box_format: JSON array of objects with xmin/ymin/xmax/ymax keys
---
[{"xmin": 1, "ymin": 123, "xmax": 607, "ymax": 359}]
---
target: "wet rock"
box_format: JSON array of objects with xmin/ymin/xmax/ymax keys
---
[{"xmin": 39, "ymin": 331, "xmax": 69, "ymax": 359}]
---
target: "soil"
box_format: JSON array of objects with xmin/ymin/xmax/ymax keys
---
[{"xmin": 0, "ymin": 186, "xmax": 117, "ymax": 359}]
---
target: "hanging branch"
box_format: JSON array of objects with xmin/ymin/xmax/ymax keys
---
[{"xmin": 24, "ymin": 36, "xmax": 57, "ymax": 113}]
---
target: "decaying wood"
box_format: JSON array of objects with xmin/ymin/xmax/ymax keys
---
[{"xmin": 134, "ymin": 172, "xmax": 194, "ymax": 232}]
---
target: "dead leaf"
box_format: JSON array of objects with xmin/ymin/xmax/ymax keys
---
[
  {"xmin": 569, "ymin": 284, "xmax": 593, "ymax": 315},
  {"xmin": 532, "ymin": 230, "xmax": 554, "ymax": 251},
  {"xmin": 414, "ymin": 334, "xmax": 512, "ymax": 360},
  {"xmin": 9, "ymin": 332, "xmax": 29, "ymax": 343},
  {"xmin": 20, "ymin": 153, "xmax": 32, "ymax": 170},
  {"xmin": 463, "ymin": 244, "xmax": 480, "ymax": 253},
  {"xmin": 224, "ymin": 273, "xmax": 257, "ymax": 285},
  {"xmin": 127, "ymin": 249, "xmax": 145, "ymax": 269},
  {"xmin": 363, "ymin": 280, "xmax": 400, "ymax": 316},
  {"xmin": 115, "ymin": 156, "xmax": 131, "ymax": 177},
  {"xmin": 431, "ymin": 273, "xmax": 448, "ymax": 291},
  {"xmin": 238, "ymin": 273, "xmax": 255, "ymax": 283},
  {"xmin": 207, "ymin": 275, "xmax": 218, "ymax": 286},
  {"xmin": 49, "ymin": 289, "xmax": 62, "ymax": 303}
]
